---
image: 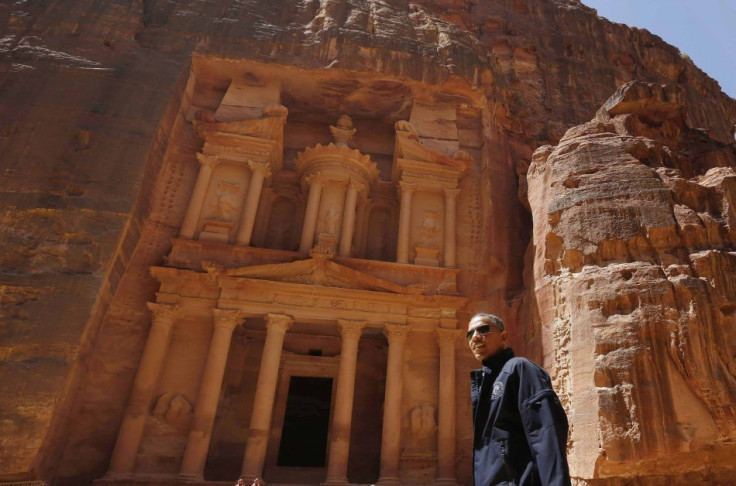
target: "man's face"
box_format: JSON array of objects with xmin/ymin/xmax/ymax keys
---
[
  {"xmin": 237, "ymin": 480, "xmax": 245, "ymax": 486},
  {"xmin": 467, "ymin": 315, "xmax": 506, "ymax": 361}
]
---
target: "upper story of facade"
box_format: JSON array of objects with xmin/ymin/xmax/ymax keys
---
[{"xmin": 163, "ymin": 57, "xmax": 488, "ymax": 298}]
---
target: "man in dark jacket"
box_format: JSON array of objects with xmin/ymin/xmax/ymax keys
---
[{"xmin": 468, "ymin": 313, "xmax": 571, "ymax": 486}]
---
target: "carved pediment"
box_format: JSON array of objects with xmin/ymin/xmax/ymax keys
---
[
  {"xmin": 210, "ymin": 257, "xmax": 418, "ymax": 294},
  {"xmin": 392, "ymin": 125, "xmax": 470, "ymax": 185}
]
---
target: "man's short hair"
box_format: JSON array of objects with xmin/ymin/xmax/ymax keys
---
[{"xmin": 472, "ymin": 313, "xmax": 505, "ymax": 332}]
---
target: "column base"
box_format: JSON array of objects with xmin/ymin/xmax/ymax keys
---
[
  {"xmin": 100, "ymin": 471, "xmax": 135, "ymax": 480},
  {"xmin": 321, "ymin": 479, "xmax": 349, "ymax": 486},
  {"xmin": 376, "ymin": 476, "xmax": 401, "ymax": 486},
  {"xmin": 434, "ymin": 478, "xmax": 461, "ymax": 486},
  {"xmin": 177, "ymin": 472, "xmax": 204, "ymax": 482}
]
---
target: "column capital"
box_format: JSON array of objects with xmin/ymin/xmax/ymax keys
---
[
  {"xmin": 348, "ymin": 178, "xmax": 367, "ymax": 194},
  {"xmin": 443, "ymin": 187, "xmax": 460, "ymax": 199},
  {"xmin": 398, "ymin": 181, "xmax": 417, "ymax": 195},
  {"xmin": 305, "ymin": 172, "xmax": 326, "ymax": 187},
  {"xmin": 213, "ymin": 309, "xmax": 245, "ymax": 330},
  {"xmin": 146, "ymin": 303, "xmax": 180, "ymax": 325},
  {"xmin": 266, "ymin": 313, "xmax": 293, "ymax": 334},
  {"xmin": 196, "ymin": 153, "xmax": 220, "ymax": 169},
  {"xmin": 337, "ymin": 320, "xmax": 366, "ymax": 339},
  {"xmin": 383, "ymin": 323, "xmax": 409, "ymax": 342},
  {"xmin": 436, "ymin": 328, "xmax": 463, "ymax": 346},
  {"xmin": 247, "ymin": 159, "xmax": 272, "ymax": 177}
]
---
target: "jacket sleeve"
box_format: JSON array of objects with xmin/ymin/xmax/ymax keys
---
[{"xmin": 517, "ymin": 365, "xmax": 572, "ymax": 486}]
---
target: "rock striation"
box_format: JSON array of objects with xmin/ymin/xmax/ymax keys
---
[
  {"xmin": 0, "ymin": 0, "xmax": 734, "ymax": 484},
  {"xmin": 526, "ymin": 81, "xmax": 736, "ymax": 483}
]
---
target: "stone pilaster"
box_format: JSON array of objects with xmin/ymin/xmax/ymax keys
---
[
  {"xmin": 241, "ymin": 314, "xmax": 293, "ymax": 478},
  {"xmin": 106, "ymin": 303, "xmax": 179, "ymax": 476},
  {"xmin": 179, "ymin": 309, "xmax": 244, "ymax": 479},
  {"xmin": 299, "ymin": 174, "xmax": 324, "ymax": 253},
  {"xmin": 236, "ymin": 160, "xmax": 271, "ymax": 246},
  {"xmin": 324, "ymin": 320, "xmax": 366, "ymax": 485},
  {"xmin": 443, "ymin": 188, "xmax": 459, "ymax": 268},
  {"xmin": 377, "ymin": 323, "xmax": 409, "ymax": 486},
  {"xmin": 180, "ymin": 154, "xmax": 220, "ymax": 239},
  {"xmin": 435, "ymin": 328, "xmax": 463, "ymax": 486},
  {"xmin": 338, "ymin": 180, "xmax": 361, "ymax": 257},
  {"xmin": 396, "ymin": 182, "xmax": 416, "ymax": 264}
]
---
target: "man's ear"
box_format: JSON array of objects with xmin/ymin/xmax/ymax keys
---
[{"xmin": 500, "ymin": 330, "xmax": 508, "ymax": 342}]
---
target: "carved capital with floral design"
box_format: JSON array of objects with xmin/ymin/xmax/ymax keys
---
[
  {"xmin": 436, "ymin": 328, "xmax": 463, "ymax": 346},
  {"xmin": 383, "ymin": 323, "xmax": 409, "ymax": 343},
  {"xmin": 196, "ymin": 153, "xmax": 220, "ymax": 169},
  {"xmin": 247, "ymin": 159, "xmax": 272, "ymax": 178},
  {"xmin": 146, "ymin": 303, "xmax": 180, "ymax": 328},
  {"xmin": 337, "ymin": 320, "xmax": 366, "ymax": 341},
  {"xmin": 213, "ymin": 309, "xmax": 245, "ymax": 331},
  {"xmin": 266, "ymin": 313, "xmax": 293, "ymax": 335}
]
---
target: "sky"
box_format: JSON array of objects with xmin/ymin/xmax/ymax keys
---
[{"xmin": 581, "ymin": 1, "xmax": 736, "ymax": 99}]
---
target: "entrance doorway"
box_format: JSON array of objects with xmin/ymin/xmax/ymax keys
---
[{"xmin": 277, "ymin": 376, "xmax": 333, "ymax": 467}]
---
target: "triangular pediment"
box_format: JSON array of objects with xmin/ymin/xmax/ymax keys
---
[{"xmin": 213, "ymin": 257, "xmax": 416, "ymax": 294}]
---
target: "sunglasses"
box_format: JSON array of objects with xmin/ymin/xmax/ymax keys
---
[{"xmin": 466, "ymin": 324, "xmax": 500, "ymax": 341}]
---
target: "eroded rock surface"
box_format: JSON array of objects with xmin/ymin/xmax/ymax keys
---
[
  {"xmin": 0, "ymin": 0, "xmax": 735, "ymax": 484},
  {"xmin": 526, "ymin": 81, "xmax": 736, "ymax": 483}
]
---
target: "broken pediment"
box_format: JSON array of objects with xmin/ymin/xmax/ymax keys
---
[
  {"xmin": 391, "ymin": 121, "xmax": 470, "ymax": 186},
  {"xmin": 205, "ymin": 257, "xmax": 419, "ymax": 295}
]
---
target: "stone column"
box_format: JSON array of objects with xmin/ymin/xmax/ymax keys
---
[
  {"xmin": 299, "ymin": 174, "xmax": 324, "ymax": 253},
  {"xmin": 443, "ymin": 188, "xmax": 459, "ymax": 268},
  {"xmin": 378, "ymin": 323, "xmax": 409, "ymax": 486},
  {"xmin": 338, "ymin": 180, "xmax": 361, "ymax": 257},
  {"xmin": 324, "ymin": 320, "xmax": 366, "ymax": 485},
  {"xmin": 179, "ymin": 309, "xmax": 244, "ymax": 479},
  {"xmin": 106, "ymin": 303, "xmax": 179, "ymax": 476},
  {"xmin": 435, "ymin": 328, "xmax": 462, "ymax": 485},
  {"xmin": 236, "ymin": 160, "xmax": 272, "ymax": 246},
  {"xmin": 396, "ymin": 182, "xmax": 416, "ymax": 264},
  {"xmin": 180, "ymin": 154, "xmax": 220, "ymax": 239},
  {"xmin": 354, "ymin": 199, "xmax": 370, "ymax": 258},
  {"xmin": 241, "ymin": 314, "xmax": 293, "ymax": 478}
]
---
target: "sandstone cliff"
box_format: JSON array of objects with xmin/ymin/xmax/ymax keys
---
[
  {"xmin": 526, "ymin": 81, "xmax": 736, "ymax": 483},
  {"xmin": 0, "ymin": 0, "xmax": 734, "ymax": 484}
]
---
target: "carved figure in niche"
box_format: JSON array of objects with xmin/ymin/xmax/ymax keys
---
[
  {"xmin": 409, "ymin": 404, "xmax": 437, "ymax": 450},
  {"xmin": 330, "ymin": 114, "xmax": 357, "ymax": 147},
  {"xmin": 152, "ymin": 392, "xmax": 193, "ymax": 431},
  {"xmin": 212, "ymin": 181, "xmax": 240, "ymax": 221},
  {"xmin": 369, "ymin": 226, "xmax": 387, "ymax": 260},
  {"xmin": 419, "ymin": 210, "xmax": 441, "ymax": 245},
  {"xmin": 323, "ymin": 205, "xmax": 340, "ymax": 235}
]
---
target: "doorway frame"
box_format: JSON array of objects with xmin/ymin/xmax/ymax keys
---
[{"xmin": 264, "ymin": 351, "xmax": 340, "ymax": 483}]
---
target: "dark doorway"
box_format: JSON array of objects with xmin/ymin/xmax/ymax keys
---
[{"xmin": 277, "ymin": 376, "xmax": 333, "ymax": 467}]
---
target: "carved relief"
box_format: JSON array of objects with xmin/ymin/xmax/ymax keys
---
[
  {"xmin": 152, "ymin": 392, "xmax": 193, "ymax": 432},
  {"xmin": 323, "ymin": 204, "xmax": 341, "ymax": 236},
  {"xmin": 418, "ymin": 210, "xmax": 441, "ymax": 245},
  {"xmin": 409, "ymin": 404, "xmax": 437, "ymax": 450},
  {"xmin": 213, "ymin": 181, "xmax": 240, "ymax": 221}
]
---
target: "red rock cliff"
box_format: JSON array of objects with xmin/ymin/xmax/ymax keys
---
[{"xmin": 0, "ymin": 0, "xmax": 734, "ymax": 484}]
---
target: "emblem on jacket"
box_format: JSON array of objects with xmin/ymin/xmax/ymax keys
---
[{"xmin": 491, "ymin": 381, "xmax": 504, "ymax": 400}]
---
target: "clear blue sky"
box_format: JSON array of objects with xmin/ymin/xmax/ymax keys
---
[{"xmin": 582, "ymin": 1, "xmax": 736, "ymax": 98}]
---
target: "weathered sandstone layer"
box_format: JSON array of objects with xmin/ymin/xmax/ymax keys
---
[
  {"xmin": 526, "ymin": 81, "xmax": 736, "ymax": 484},
  {"xmin": 0, "ymin": 0, "xmax": 734, "ymax": 484}
]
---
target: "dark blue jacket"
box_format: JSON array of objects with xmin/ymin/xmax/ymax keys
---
[{"xmin": 470, "ymin": 348, "xmax": 571, "ymax": 486}]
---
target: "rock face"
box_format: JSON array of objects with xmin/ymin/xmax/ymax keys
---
[
  {"xmin": 526, "ymin": 81, "xmax": 736, "ymax": 483},
  {"xmin": 0, "ymin": 0, "xmax": 734, "ymax": 485}
]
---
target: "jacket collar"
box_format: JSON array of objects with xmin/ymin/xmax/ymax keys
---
[{"xmin": 481, "ymin": 347, "xmax": 515, "ymax": 374}]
